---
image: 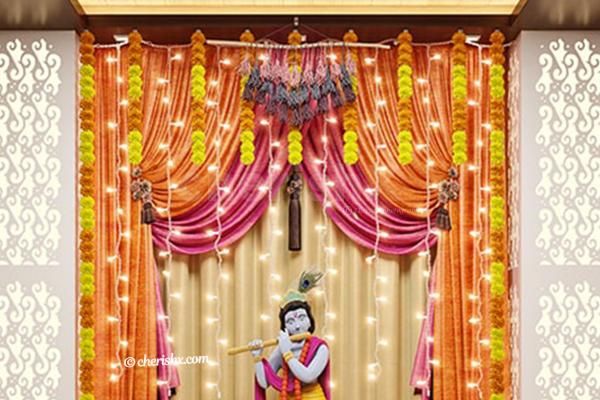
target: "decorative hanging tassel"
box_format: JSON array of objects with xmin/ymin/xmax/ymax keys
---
[
  {"xmin": 299, "ymin": 83, "xmax": 309, "ymax": 105},
  {"xmin": 291, "ymin": 108, "xmax": 302, "ymax": 128},
  {"xmin": 141, "ymin": 201, "xmax": 155, "ymax": 224},
  {"xmin": 300, "ymin": 102, "xmax": 314, "ymax": 124},
  {"xmin": 321, "ymin": 69, "xmax": 336, "ymax": 96},
  {"xmin": 287, "ymin": 166, "xmax": 303, "ymax": 251},
  {"xmin": 435, "ymin": 205, "xmax": 451, "ymax": 231},
  {"xmin": 256, "ymin": 79, "xmax": 272, "ymax": 104},
  {"xmin": 436, "ymin": 167, "xmax": 460, "ymax": 231},
  {"xmin": 331, "ymin": 87, "xmax": 344, "ymax": 108},
  {"xmin": 310, "ymin": 82, "xmax": 321, "ymax": 101},
  {"xmin": 317, "ymin": 96, "xmax": 329, "ymax": 115},
  {"xmin": 130, "ymin": 167, "xmax": 156, "ymax": 225},
  {"xmin": 340, "ymin": 64, "xmax": 356, "ymax": 103}
]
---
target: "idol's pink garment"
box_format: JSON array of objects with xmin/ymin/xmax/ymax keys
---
[{"xmin": 254, "ymin": 336, "xmax": 330, "ymax": 400}]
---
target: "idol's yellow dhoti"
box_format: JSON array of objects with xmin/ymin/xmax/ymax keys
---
[{"xmin": 301, "ymin": 382, "xmax": 326, "ymax": 399}]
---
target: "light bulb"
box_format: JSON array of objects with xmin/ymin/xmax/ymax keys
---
[{"xmin": 270, "ymin": 273, "xmax": 281, "ymax": 281}]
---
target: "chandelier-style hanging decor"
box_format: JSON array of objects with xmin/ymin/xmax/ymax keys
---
[{"xmin": 241, "ymin": 33, "xmax": 359, "ymax": 133}]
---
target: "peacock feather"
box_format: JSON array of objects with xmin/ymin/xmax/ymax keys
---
[{"xmin": 297, "ymin": 270, "xmax": 324, "ymax": 294}]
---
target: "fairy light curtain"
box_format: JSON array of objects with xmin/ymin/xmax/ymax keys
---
[
  {"xmin": 156, "ymin": 186, "xmax": 428, "ymax": 400},
  {"xmin": 88, "ymin": 30, "xmax": 509, "ymax": 400},
  {"xmin": 151, "ymin": 47, "xmax": 434, "ymax": 256}
]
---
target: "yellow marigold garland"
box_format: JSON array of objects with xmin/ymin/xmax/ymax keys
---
[
  {"xmin": 79, "ymin": 30, "xmax": 96, "ymax": 400},
  {"xmin": 191, "ymin": 30, "xmax": 207, "ymax": 165},
  {"xmin": 342, "ymin": 30, "xmax": 359, "ymax": 165},
  {"xmin": 396, "ymin": 30, "xmax": 414, "ymax": 165},
  {"xmin": 287, "ymin": 30, "xmax": 303, "ymax": 165},
  {"xmin": 489, "ymin": 29, "xmax": 508, "ymax": 400},
  {"xmin": 128, "ymin": 30, "xmax": 143, "ymax": 165},
  {"xmin": 240, "ymin": 30, "xmax": 256, "ymax": 165},
  {"xmin": 451, "ymin": 31, "xmax": 468, "ymax": 165}
]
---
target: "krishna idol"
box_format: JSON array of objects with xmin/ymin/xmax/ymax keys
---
[{"xmin": 228, "ymin": 270, "xmax": 330, "ymax": 399}]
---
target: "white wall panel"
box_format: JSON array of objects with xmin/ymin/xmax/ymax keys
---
[{"xmin": 0, "ymin": 31, "xmax": 76, "ymax": 400}]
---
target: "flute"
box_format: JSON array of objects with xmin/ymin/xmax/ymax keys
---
[{"xmin": 227, "ymin": 332, "xmax": 311, "ymax": 356}]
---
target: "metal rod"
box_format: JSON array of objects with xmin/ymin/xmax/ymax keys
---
[{"xmin": 206, "ymin": 38, "xmax": 391, "ymax": 50}]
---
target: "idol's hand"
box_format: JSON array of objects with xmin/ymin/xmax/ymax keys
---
[
  {"xmin": 278, "ymin": 330, "xmax": 293, "ymax": 354},
  {"xmin": 249, "ymin": 339, "xmax": 263, "ymax": 357}
]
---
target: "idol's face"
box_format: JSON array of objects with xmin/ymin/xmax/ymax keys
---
[{"xmin": 284, "ymin": 308, "xmax": 311, "ymax": 335}]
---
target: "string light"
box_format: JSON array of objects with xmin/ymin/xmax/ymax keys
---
[
  {"xmin": 411, "ymin": 42, "xmax": 443, "ymax": 398},
  {"xmin": 470, "ymin": 42, "xmax": 487, "ymax": 400},
  {"xmin": 210, "ymin": 46, "xmax": 226, "ymax": 399},
  {"xmin": 369, "ymin": 47, "xmax": 386, "ymax": 384},
  {"xmin": 106, "ymin": 45, "xmax": 128, "ymax": 384}
]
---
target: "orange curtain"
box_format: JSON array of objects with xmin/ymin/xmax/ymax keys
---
[
  {"xmin": 356, "ymin": 45, "xmax": 492, "ymax": 399},
  {"xmin": 94, "ymin": 44, "xmax": 242, "ymax": 399}
]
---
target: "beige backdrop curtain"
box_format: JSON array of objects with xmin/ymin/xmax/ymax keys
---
[{"xmin": 156, "ymin": 186, "xmax": 427, "ymax": 399}]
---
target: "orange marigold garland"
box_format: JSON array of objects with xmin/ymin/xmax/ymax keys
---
[
  {"xmin": 488, "ymin": 29, "xmax": 509, "ymax": 400},
  {"xmin": 396, "ymin": 30, "xmax": 414, "ymax": 165},
  {"xmin": 279, "ymin": 337, "xmax": 311, "ymax": 400},
  {"xmin": 79, "ymin": 30, "xmax": 96, "ymax": 400},
  {"xmin": 191, "ymin": 30, "xmax": 208, "ymax": 165},
  {"xmin": 342, "ymin": 29, "xmax": 359, "ymax": 165},
  {"xmin": 287, "ymin": 30, "xmax": 303, "ymax": 165},
  {"xmin": 240, "ymin": 30, "xmax": 256, "ymax": 165},
  {"xmin": 451, "ymin": 30, "xmax": 468, "ymax": 165},
  {"xmin": 128, "ymin": 30, "xmax": 144, "ymax": 165}
]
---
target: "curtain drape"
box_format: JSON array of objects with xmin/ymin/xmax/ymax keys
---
[
  {"xmin": 157, "ymin": 186, "xmax": 427, "ymax": 400},
  {"xmin": 335, "ymin": 45, "xmax": 492, "ymax": 399},
  {"xmin": 95, "ymin": 47, "xmax": 159, "ymax": 400}
]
